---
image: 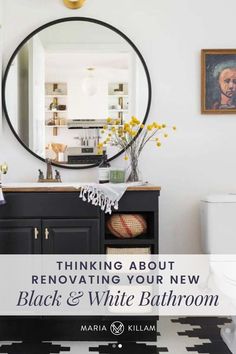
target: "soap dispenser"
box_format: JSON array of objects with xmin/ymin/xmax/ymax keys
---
[{"xmin": 99, "ymin": 152, "xmax": 110, "ymax": 184}]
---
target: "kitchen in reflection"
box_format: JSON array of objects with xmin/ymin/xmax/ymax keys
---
[{"xmin": 5, "ymin": 21, "xmax": 148, "ymax": 167}]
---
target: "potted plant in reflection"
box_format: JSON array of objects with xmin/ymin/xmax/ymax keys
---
[{"xmin": 98, "ymin": 117, "xmax": 176, "ymax": 182}]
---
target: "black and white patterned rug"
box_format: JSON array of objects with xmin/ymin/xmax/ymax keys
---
[
  {"xmin": 0, "ymin": 317, "xmax": 233, "ymax": 354},
  {"xmin": 70, "ymin": 317, "xmax": 233, "ymax": 354},
  {"xmin": 128, "ymin": 317, "xmax": 232, "ymax": 354},
  {"xmin": 170, "ymin": 317, "xmax": 232, "ymax": 353}
]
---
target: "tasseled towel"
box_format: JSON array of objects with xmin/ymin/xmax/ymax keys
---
[
  {"xmin": 79, "ymin": 184, "xmax": 127, "ymax": 214},
  {"xmin": 0, "ymin": 183, "xmax": 6, "ymax": 205}
]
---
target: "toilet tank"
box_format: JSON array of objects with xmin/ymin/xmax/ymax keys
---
[{"xmin": 201, "ymin": 195, "xmax": 236, "ymax": 254}]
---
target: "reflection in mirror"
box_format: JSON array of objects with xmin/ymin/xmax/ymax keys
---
[{"xmin": 5, "ymin": 20, "xmax": 150, "ymax": 168}]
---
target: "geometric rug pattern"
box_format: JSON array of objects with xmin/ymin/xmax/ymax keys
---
[
  {"xmin": 62, "ymin": 317, "xmax": 233, "ymax": 353},
  {"xmin": 0, "ymin": 317, "xmax": 233, "ymax": 353},
  {"xmin": 172, "ymin": 317, "xmax": 232, "ymax": 353}
]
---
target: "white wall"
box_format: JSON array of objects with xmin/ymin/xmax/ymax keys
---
[{"xmin": 1, "ymin": 0, "xmax": 236, "ymax": 254}]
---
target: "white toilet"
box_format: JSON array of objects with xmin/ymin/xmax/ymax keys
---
[{"xmin": 201, "ymin": 194, "xmax": 236, "ymax": 354}]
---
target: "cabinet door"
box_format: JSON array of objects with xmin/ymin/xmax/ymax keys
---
[
  {"xmin": 0, "ymin": 219, "xmax": 41, "ymax": 254},
  {"xmin": 42, "ymin": 219, "xmax": 99, "ymax": 254}
]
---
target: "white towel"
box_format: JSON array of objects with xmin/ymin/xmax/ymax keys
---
[
  {"xmin": 0, "ymin": 183, "xmax": 6, "ymax": 205},
  {"xmin": 78, "ymin": 182, "xmax": 147, "ymax": 214}
]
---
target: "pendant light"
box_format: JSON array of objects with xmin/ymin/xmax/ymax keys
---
[{"xmin": 82, "ymin": 68, "xmax": 98, "ymax": 96}]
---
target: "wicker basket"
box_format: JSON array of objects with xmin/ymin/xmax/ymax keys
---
[
  {"xmin": 106, "ymin": 247, "xmax": 151, "ymax": 254},
  {"xmin": 106, "ymin": 213, "xmax": 147, "ymax": 239}
]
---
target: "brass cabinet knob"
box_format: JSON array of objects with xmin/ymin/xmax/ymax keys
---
[
  {"xmin": 34, "ymin": 228, "xmax": 39, "ymax": 240},
  {"xmin": 45, "ymin": 228, "xmax": 49, "ymax": 240}
]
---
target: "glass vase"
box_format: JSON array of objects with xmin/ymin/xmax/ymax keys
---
[{"xmin": 126, "ymin": 151, "xmax": 141, "ymax": 182}]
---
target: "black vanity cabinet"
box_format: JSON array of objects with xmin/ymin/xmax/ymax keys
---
[
  {"xmin": 0, "ymin": 219, "xmax": 99, "ymax": 255},
  {"xmin": 0, "ymin": 219, "xmax": 41, "ymax": 254},
  {"xmin": 42, "ymin": 219, "xmax": 99, "ymax": 254},
  {"xmin": 0, "ymin": 187, "xmax": 160, "ymax": 342},
  {"xmin": 0, "ymin": 192, "xmax": 100, "ymax": 256}
]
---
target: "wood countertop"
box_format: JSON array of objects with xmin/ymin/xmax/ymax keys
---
[{"xmin": 2, "ymin": 183, "xmax": 161, "ymax": 192}]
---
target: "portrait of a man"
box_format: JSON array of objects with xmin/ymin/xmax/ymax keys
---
[{"xmin": 201, "ymin": 50, "xmax": 236, "ymax": 113}]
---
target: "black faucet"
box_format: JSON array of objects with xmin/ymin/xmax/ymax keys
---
[
  {"xmin": 37, "ymin": 160, "xmax": 62, "ymax": 183},
  {"xmin": 55, "ymin": 170, "xmax": 62, "ymax": 182}
]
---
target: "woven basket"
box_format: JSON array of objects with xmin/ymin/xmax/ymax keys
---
[
  {"xmin": 107, "ymin": 214, "xmax": 147, "ymax": 239},
  {"xmin": 106, "ymin": 247, "xmax": 151, "ymax": 254}
]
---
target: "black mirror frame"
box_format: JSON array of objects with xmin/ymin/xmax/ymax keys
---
[{"xmin": 2, "ymin": 17, "xmax": 152, "ymax": 170}]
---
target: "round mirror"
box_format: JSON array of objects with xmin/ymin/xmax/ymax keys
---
[{"xmin": 3, "ymin": 18, "xmax": 151, "ymax": 169}]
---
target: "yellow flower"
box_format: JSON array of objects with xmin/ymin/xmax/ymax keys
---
[
  {"xmin": 97, "ymin": 142, "xmax": 104, "ymax": 148},
  {"xmin": 131, "ymin": 116, "xmax": 140, "ymax": 125},
  {"xmin": 155, "ymin": 137, "xmax": 159, "ymax": 141},
  {"xmin": 101, "ymin": 130, "xmax": 105, "ymax": 134},
  {"xmin": 131, "ymin": 131, "xmax": 136, "ymax": 137},
  {"xmin": 153, "ymin": 122, "xmax": 158, "ymax": 128},
  {"xmin": 147, "ymin": 124, "xmax": 153, "ymax": 131},
  {"xmin": 162, "ymin": 124, "xmax": 166, "ymax": 128},
  {"xmin": 111, "ymin": 127, "xmax": 116, "ymax": 132},
  {"xmin": 108, "ymin": 133, "xmax": 112, "ymax": 137},
  {"xmin": 164, "ymin": 133, "xmax": 168, "ymax": 138},
  {"xmin": 172, "ymin": 126, "xmax": 177, "ymax": 131},
  {"xmin": 103, "ymin": 125, "xmax": 108, "ymax": 130},
  {"xmin": 115, "ymin": 119, "xmax": 121, "ymax": 125},
  {"xmin": 140, "ymin": 124, "xmax": 145, "ymax": 129},
  {"xmin": 124, "ymin": 124, "xmax": 131, "ymax": 133},
  {"xmin": 106, "ymin": 117, "xmax": 112, "ymax": 123},
  {"xmin": 124, "ymin": 155, "xmax": 129, "ymax": 161},
  {"xmin": 156, "ymin": 142, "xmax": 162, "ymax": 147}
]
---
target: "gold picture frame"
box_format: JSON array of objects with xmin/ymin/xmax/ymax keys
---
[{"xmin": 201, "ymin": 49, "xmax": 236, "ymax": 114}]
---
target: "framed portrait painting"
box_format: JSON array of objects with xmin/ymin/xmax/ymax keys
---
[{"xmin": 201, "ymin": 49, "xmax": 236, "ymax": 114}]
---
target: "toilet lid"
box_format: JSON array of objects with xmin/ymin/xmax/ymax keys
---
[{"xmin": 201, "ymin": 194, "xmax": 236, "ymax": 203}]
